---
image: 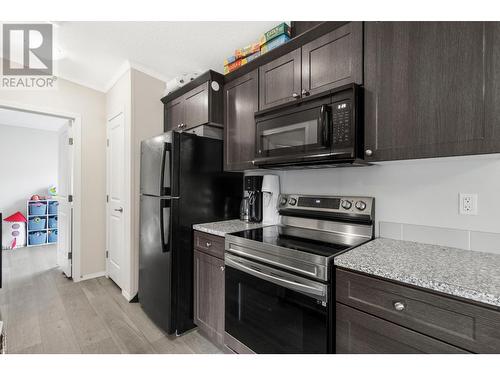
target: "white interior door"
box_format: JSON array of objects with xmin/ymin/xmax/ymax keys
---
[
  {"xmin": 106, "ymin": 113, "xmax": 126, "ymax": 288},
  {"xmin": 57, "ymin": 120, "xmax": 73, "ymax": 278}
]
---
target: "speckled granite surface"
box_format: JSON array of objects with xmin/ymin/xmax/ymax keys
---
[
  {"xmin": 334, "ymin": 238, "xmax": 500, "ymax": 308},
  {"xmin": 193, "ymin": 219, "xmax": 267, "ymax": 237}
]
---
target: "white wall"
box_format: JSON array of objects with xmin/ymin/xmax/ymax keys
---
[
  {"xmin": 105, "ymin": 68, "xmax": 165, "ymax": 299},
  {"xmin": 130, "ymin": 69, "xmax": 166, "ymax": 298},
  {"xmin": 0, "ymin": 125, "xmax": 58, "ymax": 217},
  {"xmin": 278, "ymin": 154, "xmax": 500, "ymax": 234},
  {"xmin": 0, "ymin": 76, "xmax": 107, "ymax": 279}
]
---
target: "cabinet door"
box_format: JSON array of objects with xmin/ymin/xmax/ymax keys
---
[
  {"xmin": 364, "ymin": 22, "xmax": 500, "ymax": 161},
  {"xmin": 193, "ymin": 250, "xmax": 225, "ymax": 345},
  {"xmin": 336, "ymin": 303, "xmax": 469, "ymax": 354},
  {"xmin": 165, "ymin": 97, "xmax": 184, "ymax": 131},
  {"xmin": 184, "ymin": 82, "xmax": 209, "ymax": 129},
  {"xmin": 224, "ymin": 70, "xmax": 259, "ymax": 171},
  {"xmin": 302, "ymin": 22, "xmax": 362, "ymax": 96},
  {"xmin": 259, "ymin": 48, "xmax": 301, "ymax": 110}
]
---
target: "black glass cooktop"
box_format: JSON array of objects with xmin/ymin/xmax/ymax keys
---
[{"xmin": 230, "ymin": 225, "xmax": 355, "ymax": 258}]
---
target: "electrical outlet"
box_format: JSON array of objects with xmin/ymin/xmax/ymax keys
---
[{"xmin": 459, "ymin": 193, "xmax": 478, "ymax": 215}]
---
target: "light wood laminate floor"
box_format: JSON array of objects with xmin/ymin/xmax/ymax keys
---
[{"xmin": 0, "ymin": 245, "xmax": 223, "ymax": 354}]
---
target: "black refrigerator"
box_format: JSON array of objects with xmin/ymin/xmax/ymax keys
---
[{"xmin": 139, "ymin": 131, "xmax": 242, "ymax": 335}]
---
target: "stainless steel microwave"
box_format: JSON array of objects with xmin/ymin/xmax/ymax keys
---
[{"xmin": 253, "ymin": 84, "xmax": 364, "ymax": 168}]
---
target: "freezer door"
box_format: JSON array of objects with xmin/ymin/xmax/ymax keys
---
[
  {"xmin": 139, "ymin": 195, "xmax": 173, "ymax": 334},
  {"xmin": 140, "ymin": 132, "xmax": 172, "ymax": 196}
]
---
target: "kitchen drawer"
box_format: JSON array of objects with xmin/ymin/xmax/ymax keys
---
[
  {"xmin": 194, "ymin": 230, "xmax": 225, "ymax": 259},
  {"xmin": 336, "ymin": 303, "xmax": 468, "ymax": 354},
  {"xmin": 336, "ymin": 269, "xmax": 500, "ymax": 353}
]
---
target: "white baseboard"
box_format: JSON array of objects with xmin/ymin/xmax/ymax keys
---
[
  {"xmin": 121, "ymin": 289, "xmax": 133, "ymax": 301},
  {"xmin": 77, "ymin": 271, "xmax": 106, "ymax": 282}
]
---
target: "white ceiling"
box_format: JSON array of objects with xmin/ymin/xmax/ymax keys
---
[
  {"xmin": 0, "ymin": 107, "xmax": 69, "ymax": 132},
  {"xmin": 50, "ymin": 21, "xmax": 280, "ymax": 92}
]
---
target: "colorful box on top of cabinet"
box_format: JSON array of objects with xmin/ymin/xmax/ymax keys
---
[
  {"xmin": 224, "ymin": 42, "xmax": 260, "ymax": 66},
  {"xmin": 260, "ymin": 34, "xmax": 291, "ymax": 55},
  {"xmin": 224, "ymin": 51, "xmax": 261, "ymax": 75},
  {"xmin": 259, "ymin": 22, "xmax": 291, "ymax": 46},
  {"xmin": 235, "ymin": 42, "xmax": 260, "ymax": 59}
]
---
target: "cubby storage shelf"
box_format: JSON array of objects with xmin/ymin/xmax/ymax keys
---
[{"xmin": 27, "ymin": 199, "xmax": 58, "ymax": 247}]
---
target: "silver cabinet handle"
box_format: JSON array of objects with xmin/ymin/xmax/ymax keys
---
[
  {"xmin": 301, "ymin": 89, "xmax": 310, "ymax": 96},
  {"xmin": 292, "ymin": 92, "xmax": 300, "ymax": 99},
  {"xmin": 205, "ymin": 241, "xmax": 212, "ymax": 248},
  {"xmin": 365, "ymin": 149, "xmax": 373, "ymax": 156},
  {"xmin": 114, "ymin": 207, "xmax": 123, "ymax": 213},
  {"xmin": 393, "ymin": 301, "xmax": 406, "ymax": 311}
]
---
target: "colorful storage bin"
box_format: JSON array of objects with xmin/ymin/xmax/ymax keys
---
[
  {"xmin": 29, "ymin": 202, "xmax": 47, "ymax": 215},
  {"xmin": 29, "ymin": 231, "xmax": 47, "ymax": 245},
  {"xmin": 29, "ymin": 217, "xmax": 46, "ymax": 231},
  {"xmin": 48, "ymin": 216, "xmax": 58, "ymax": 229},
  {"xmin": 48, "ymin": 230, "xmax": 58, "ymax": 243},
  {"xmin": 48, "ymin": 201, "xmax": 59, "ymax": 215}
]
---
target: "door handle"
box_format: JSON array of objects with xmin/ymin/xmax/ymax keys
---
[
  {"xmin": 319, "ymin": 104, "xmax": 331, "ymax": 145},
  {"xmin": 114, "ymin": 208, "xmax": 123, "ymax": 213}
]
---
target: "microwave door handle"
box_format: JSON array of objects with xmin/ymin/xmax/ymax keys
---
[
  {"xmin": 225, "ymin": 256, "xmax": 327, "ymax": 301},
  {"xmin": 319, "ymin": 104, "xmax": 331, "ymax": 146}
]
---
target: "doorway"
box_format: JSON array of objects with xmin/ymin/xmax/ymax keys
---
[{"xmin": 0, "ymin": 104, "xmax": 82, "ymax": 281}]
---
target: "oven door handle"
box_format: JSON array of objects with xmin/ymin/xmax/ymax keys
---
[{"xmin": 225, "ymin": 255, "xmax": 327, "ymax": 302}]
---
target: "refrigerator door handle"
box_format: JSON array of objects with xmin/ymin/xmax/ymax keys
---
[
  {"xmin": 160, "ymin": 199, "xmax": 171, "ymax": 252},
  {"xmin": 161, "ymin": 143, "xmax": 172, "ymax": 196}
]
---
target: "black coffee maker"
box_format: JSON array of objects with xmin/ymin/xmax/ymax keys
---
[{"xmin": 243, "ymin": 175, "xmax": 263, "ymax": 223}]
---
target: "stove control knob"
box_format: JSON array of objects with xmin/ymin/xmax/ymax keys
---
[
  {"xmin": 355, "ymin": 201, "xmax": 367, "ymax": 211},
  {"xmin": 289, "ymin": 198, "xmax": 297, "ymax": 206},
  {"xmin": 280, "ymin": 197, "xmax": 288, "ymax": 205},
  {"xmin": 341, "ymin": 200, "xmax": 352, "ymax": 210}
]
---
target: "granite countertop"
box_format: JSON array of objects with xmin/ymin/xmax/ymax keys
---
[
  {"xmin": 193, "ymin": 219, "xmax": 267, "ymax": 237},
  {"xmin": 334, "ymin": 238, "xmax": 500, "ymax": 308}
]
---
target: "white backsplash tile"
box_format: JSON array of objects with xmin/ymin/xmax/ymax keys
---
[
  {"xmin": 470, "ymin": 231, "xmax": 500, "ymax": 255},
  {"xmin": 401, "ymin": 223, "xmax": 470, "ymax": 250},
  {"xmin": 379, "ymin": 222, "xmax": 402, "ymax": 240}
]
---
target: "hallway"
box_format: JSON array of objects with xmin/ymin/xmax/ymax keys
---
[{"xmin": 0, "ymin": 246, "xmax": 222, "ymax": 354}]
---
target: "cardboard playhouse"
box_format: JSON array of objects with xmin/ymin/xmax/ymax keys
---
[{"xmin": 2, "ymin": 211, "xmax": 27, "ymax": 249}]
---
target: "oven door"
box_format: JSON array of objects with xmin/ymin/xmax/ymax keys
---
[
  {"xmin": 254, "ymin": 99, "xmax": 332, "ymax": 165},
  {"xmin": 224, "ymin": 253, "xmax": 329, "ymax": 354}
]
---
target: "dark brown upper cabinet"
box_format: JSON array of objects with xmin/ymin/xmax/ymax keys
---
[
  {"xmin": 258, "ymin": 22, "xmax": 362, "ymax": 112},
  {"xmin": 259, "ymin": 48, "xmax": 302, "ymax": 110},
  {"xmin": 224, "ymin": 70, "xmax": 259, "ymax": 171},
  {"xmin": 364, "ymin": 22, "xmax": 500, "ymax": 161},
  {"xmin": 162, "ymin": 70, "xmax": 223, "ymax": 132},
  {"xmin": 184, "ymin": 82, "xmax": 209, "ymax": 129},
  {"xmin": 302, "ymin": 22, "xmax": 363, "ymax": 97},
  {"xmin": 165, "ymin": 96, "xmax": 184, "ymax": 131}
]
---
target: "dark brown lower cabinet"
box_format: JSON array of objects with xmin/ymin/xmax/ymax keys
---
[
  {"xmin": 193, "ymin": 248, "xmax": 225, "ymax": 345},
  {"xmin": 336, "ymin": 304, "xmax": 469, "ymax": 354},
  {"xmin": 336, "ymin": 268, "xmax": 500, "ymax": 354}
]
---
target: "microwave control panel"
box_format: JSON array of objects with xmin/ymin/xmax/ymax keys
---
[{"xmin": 332, "ymin": 100, "xmax": 352, "ymax": 145}]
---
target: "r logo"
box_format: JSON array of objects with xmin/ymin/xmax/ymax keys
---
[{"xmin": 2, "ymin": 24, "xmax": 53, "ymax": 76}]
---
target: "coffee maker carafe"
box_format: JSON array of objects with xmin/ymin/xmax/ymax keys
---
[{"xmin": 243, "ymin": 175, "xmax": 263, "ymax": 223}]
